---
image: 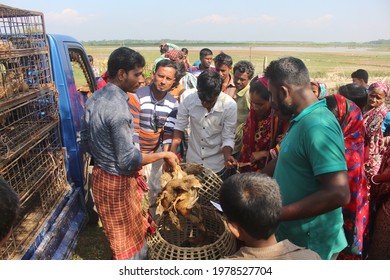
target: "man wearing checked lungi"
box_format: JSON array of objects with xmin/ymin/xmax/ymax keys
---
[{"xmin": 80, "ymin": 47, "xmax": 179, "ymax": 260}]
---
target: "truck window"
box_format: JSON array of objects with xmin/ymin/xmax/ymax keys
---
[{"xmin": 69, "ymin": 48, "xmax": 94, "ymax": 97}]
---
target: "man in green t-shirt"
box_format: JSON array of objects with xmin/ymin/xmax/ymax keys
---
[{"xmin": 263, "ymin": 57, "xmax": 350, "ymax": 260}]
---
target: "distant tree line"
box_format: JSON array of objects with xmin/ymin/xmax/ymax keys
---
[{"xmin": 81, "ymin": 39, "xmax": 390, "ymax": 47}]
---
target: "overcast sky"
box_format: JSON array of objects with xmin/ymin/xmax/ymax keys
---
[{"xmin": 3, "ymin": 0, "xmax": 390, "ymax": 43}]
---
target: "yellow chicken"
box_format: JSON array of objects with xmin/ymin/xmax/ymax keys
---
[{"xmin": 156, "ymin": 165, "xmax": 205, "ymax": 233}]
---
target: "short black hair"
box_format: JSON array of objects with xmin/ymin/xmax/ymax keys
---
[
  {"xmin": 213, "ymin": 52, "xmax": 233, "ymax": 68},
  {"xmin": 233, "ymin": 60, "xmax": 255, "ymax": 80},
  {"xmin": 197, "ymin": 69, "xmax": 222, "ymax": 100},
  {"xmin": 264, "ymin": 56, "xmax": 310, "ymax": 88},
  {"xmin": 351, "ymin": 69, "xmax": 368, "ymax": 83},
  {"xmin": 0, "ymin": 177, "xmax": 20, "ymax": 243},
  {"xmin": 181, "ymin": 48, "xmax": 188, "ymax": 55},
  {"xmin": 338, "ymin": 83, "xmax": 368, "ymax": 111},
  {"xmin": 199, "ymin": 48, "xmax": 213, "ymax": 59},
  {"xmin": 324, "ymin": 95, "xmax": 339, "ymax": 118},
  {"xmin": 155, "ymin": 58, "xmax": 178, "ymax": 73},
  {"xmin": 107, "ymin": 47, "xmax": 145, "ymax": 79},
  {"xmin": 220, "ymin": 173, "xmax": 282, "ymax": 240}
]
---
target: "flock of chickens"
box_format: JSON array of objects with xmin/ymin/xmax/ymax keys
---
[
  {"xmin": 0, "ymin": 40, "xmax": 30, "ymax": 131},
  {"xmin": 0, "ymin": 68, "xmax": 29, "ymax": 101},
  {"xmin": 155, "ymin": 164, "xmax": 216, "ymax": 247},
  {"xmin": 0, "ymin": 40, "xmax": 30, "ymax": 101}
]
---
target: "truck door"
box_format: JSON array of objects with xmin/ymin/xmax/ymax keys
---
[{"xmin": 47, "ymin": 36, "xmax": 96, "ymax": 196}]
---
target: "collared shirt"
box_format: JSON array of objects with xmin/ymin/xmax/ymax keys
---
[
  {"xmin": 80, "ymin": 82, "xmax": 142, "ymax": 176},
  {"xmin": 235, "ymin": 83, "xmax": 251, "ymax": 126},
  {"xmin": 175, "ymin": 89, "xmax": 237, "ymax": 173},
  {"xmin": 274, "ymin": 99, "xmax": 347, "ymax": 260},
  {"xmin": 222, "ymin": 73, "xmax": 236, "ymax": 98},
  {"xmin": 233, "ymin": 83, "xmax": 251, "ymax": 154}
]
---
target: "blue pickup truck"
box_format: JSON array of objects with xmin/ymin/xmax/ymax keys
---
[{"xmin": 0, "ymin": 4, "xmax": 95, "ymax": 259}]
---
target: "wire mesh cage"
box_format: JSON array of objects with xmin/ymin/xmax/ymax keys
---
[
  {"xmin": 0, "ymin": 155, "xmax": 69, "ymax": 260},
  {"xmin": 0, "ymin": 126, "xmax": 69, "ymax": 260},
  {"xmin": 0, "ymin": 4, "xmax": 51, "ymax": 103},
  {"xmin": 147, "ymin": 206, "xmax": 236, "ymax": 260},
  {"xmin": 1, "ymin": 126, "xmax": 63, "ymax": 203},
  {"xmin": 0, "ymin": 89, "xmax": 59, "ymax": 163},
  {"xmin": 0, "ymin": 5, "xmax": 47, "ymax": 54},
  {"xmin": 0, "ymin": 4, "xmax": 69, "ymax": 260}
]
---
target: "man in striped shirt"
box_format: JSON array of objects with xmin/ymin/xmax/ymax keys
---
[{"xmin": 130, "ymin": 59, "xmax": 179, "ymax": 210}]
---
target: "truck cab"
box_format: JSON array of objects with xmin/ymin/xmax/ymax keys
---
[{"xmin": 0, "ymin": 5, "xmax": 95, "ymax": 259}]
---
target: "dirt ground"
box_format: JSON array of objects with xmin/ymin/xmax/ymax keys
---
[
  {"xmin": 72, "ymin": 222, "xmax": 111, "ymax": 260},
  {"xmin": 71, "ymin": 200, "xmax": 113, "ymax": 260}
]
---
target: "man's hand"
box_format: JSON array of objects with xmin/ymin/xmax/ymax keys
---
[
  {"xmin": 163, "ymin": 151, "xmax": 180, "ymax": 172},
  {"xmin": 224, "ymin": 155, "xmax": 237, "ymax": 169},
  {"xmin": 250, "ymin": 151, "xmax": 268, "ymax": 164}
]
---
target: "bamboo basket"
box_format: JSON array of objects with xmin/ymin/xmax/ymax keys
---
[
  {"xmin": 147, "ymin": 163, "xmax": 236, "ymax": 260},
  {"xmin": 179, "ymin": 162, "xmax": 223, "ymax": 205},
  {"xmin": 147, "ymin": 206, "xmax": 236, "ymax": 260}
]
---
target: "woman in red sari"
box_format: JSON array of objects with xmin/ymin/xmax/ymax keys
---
[
  {"xmin": 239, "ymin": 77, "xmax": 287, "ymax": 172},
  {"xmin": 325, "ymin": 94, "xmax": 369, "ymax": 259}
]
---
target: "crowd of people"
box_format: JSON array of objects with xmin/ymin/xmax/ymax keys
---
[
  {"xmin": 83, "ymin": 45, "xmax": 390, "ymax": 260},
  {"xmin": 3, "ymin": 43, "xmax": 388, "ymax": 261}
]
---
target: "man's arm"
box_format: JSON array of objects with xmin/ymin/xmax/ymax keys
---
[
  {"xmin": 221, "ymin": 98, "xmax": 237, "ymax": 168},
  {"xmin": 166, "ymin": 42, "xmax": 180, "ymax": 50},
  {"xmin": 141, "ymin": 151, "xmax": 179, "ymax": 170},
  {"xmin": 127, "ymin": 93, "xmax": 141, "ymax": 150},
  {"xmin": 222, "ymin": 146, "xmax": 236, "ymax": 168},
  {"xmin": 169, "ymin": 94, "xmax": 189, "ymax": 154},
  {"xmin": 261, "ymin": 158, "xmax": 277, "ymax": 177},
  {"xmin": 280, "ymin": 170, "xmax": 350, "ymax": 221},
  {"xmin": 79, "ymin": 109, "xmax": 90, "ymax": 154},
  {"xmin": 170, "ymin": 129, "xmax": 184, "ymax": 154}
]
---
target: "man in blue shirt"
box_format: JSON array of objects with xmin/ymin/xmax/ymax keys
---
[{"xmin": 263, "ymin": 57, "xmax": 350, "ymax": 260}]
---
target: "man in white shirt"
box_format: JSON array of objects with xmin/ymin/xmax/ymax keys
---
[{"xmin": 170, "ymin": 70, "xmax": 237, "ymax": 180}]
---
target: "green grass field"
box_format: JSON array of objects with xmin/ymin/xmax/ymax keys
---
[{"xmin": 84, "ymin": 44, "xmax": 390, "ymax": 93}]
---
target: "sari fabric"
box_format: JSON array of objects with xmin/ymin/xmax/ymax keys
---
[
  {"xmin": 239, "ymin": 107, "xmax": 272, "ymax": 172},
  {"xmin": 239, "ymin": 107, "xmax": 286, "ymax": 172},
  {"xmin": 369, "ymin": 147, "xmax": 390, "ymax": 259},
  {"xmin": 332, "ymin": 95, "xmax": 369, "ymax": 259},
  {"xmin": 363, "ymin": 103, "xmax": 389, "ymax": 181}
]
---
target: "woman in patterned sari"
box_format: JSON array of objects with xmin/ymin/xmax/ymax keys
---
[
  {"xmin": 239, "ymin": 77, "xmax": 287, "ymax": 172},
  {"xmin": 368, "ymin": 144, "xmax": 390, "ymax": 259},
  {"xmin": 363, "ymin": 82, "xmax": 390, "ymax": 186},
  {"xmin": 325, "ymin": 94, "xmax": 369, "ymax": 259}
]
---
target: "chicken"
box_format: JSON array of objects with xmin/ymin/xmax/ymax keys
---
[
  {"xmin": 156, "ymin": 165, "xmax": 206, "ymax": 234},
  {"xmin": 0, "ymin": 112, "xmax": 10, "ymax": 128},
  {"xmin": 181, "ymin": 163, "xmax": 204, "ymax": 177}
]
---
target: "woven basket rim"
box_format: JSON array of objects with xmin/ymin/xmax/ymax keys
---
[{"xmin": 147, "ymin": 206, "xmax": 236, "ymax": 259}]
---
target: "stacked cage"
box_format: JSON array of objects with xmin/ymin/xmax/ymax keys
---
[{"xmin": 0, "ymin": 5, "xmax": 69, "ymax": 259}]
